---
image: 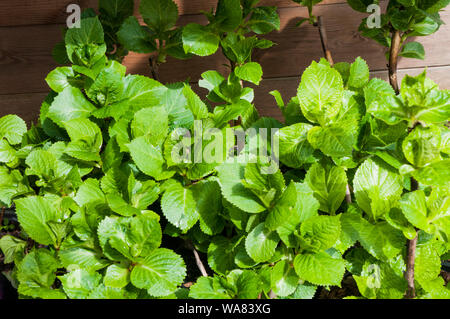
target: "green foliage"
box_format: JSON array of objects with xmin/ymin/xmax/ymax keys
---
[
  {"xmin": 352, "ymin": 0, "xmax": 449, "ymax": 63},
  {"xmin": 118, "ymin": 0, "xmax": 192, "ymax": 64},
  {"xmin": 181, "ymin": 0, "xmax": 280, "ymax": 65},
  {"xmin": 1, "ymin": 0, "xmax": 450, "ymax": 301}
]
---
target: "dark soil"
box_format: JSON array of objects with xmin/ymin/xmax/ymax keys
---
[{"xmin": 317, "ymin": 276, "xmax": 361, "ymax": 299}]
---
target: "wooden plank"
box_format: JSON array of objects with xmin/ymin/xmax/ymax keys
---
[
  {"xmin": 2, "ymin": 65, "xmax": 449, "ymax": 125},
  {"xmin": 0, "ymin": 4, "xmax": 449, "ymax": 95},
  {"xmin": 0, "ymin": 0, "xmax": 344, "ymax": 27},
  {"xmin": 0, "ymin": 92, "xmax": 48, "ymax": 125}
]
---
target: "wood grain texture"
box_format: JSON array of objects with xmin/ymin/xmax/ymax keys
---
[
  {"xmin": 0, "ymin": 0, "xmax": 345, "ymax": 27},
  {"xmin": 0, "ymin": 92, "xmax": 48, "ymax": 125},
  {"xmin": 1, "ymin": 4, "xmax": 449, "ymax": 95},
  {"xmin": 2, "ymin": 65, "xmax": 449, "ymax": 125}
]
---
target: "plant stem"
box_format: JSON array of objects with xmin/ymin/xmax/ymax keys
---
[
  {"xmin": 314, "ymin": 16, "xmax": 334, "ymax": 66},
  {"xmin": 149, "ymin": 56, "xmax": 160, "ymax": 82},
  {"xmin": 186, "ymin": 240, "xmax": 209, "ymax": 277},
  {"xmin": 405, "ymin": 229, "xmax": 418, "ymax": 299},
  {"xmin": 345, "ymin": 184, "xmax": 352, "ymax": 204},
  {"xmin": 268, "ymin": 290, "xmax": 277, "ymax": 299},
  {"xmin": 405, "ymin": 175, "xmax": 419, "ymax": 299},
  {"xmin": 404, "ymin": 122, "xmax": 420, "ymax": 299},
  {"xmin": 0, "ymin": 207, "xmax": 4, "ymax": 226},
  {"xmin": 389, "ymin": 30, "xmax": 401, "ymax": 94}
]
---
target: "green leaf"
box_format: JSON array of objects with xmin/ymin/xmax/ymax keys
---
[
  {"xmin": 234, "ymin": 270, "xmax": 262, "ymax": 299},
  {"xmin": 402, "ymin": 125, "xmax": 441, "ymax": 167},
  {"xmin": 74, "ymin": 178, "xmax": 106, "ymax": 207},
  {"xmin": 159, "ymin": 82, "xmax": 194, "ymax": 129},
  {"xmin": 399, "ymin": 190, "xmax": 430, "ymax": 231},
  {"xmin": 182, "ymin": 23, "xmax": 220, "ymax": 56},
  {"xmin": 215, "ymin": 0, "xmax": 243, "ymax": 32},
  {"xmin": 411, "ymin": 15, "xmax": 440, "ymax": 36},
  {"xmin": 59, "ymin": 247, "xmax": 110, "ymax": 271},
  {"xmin": 183, "ymin": 85, "xmax": 209, "ymax": 120},
  {"xmin": 131, "ymin": 106, "xmax": 168, "ymax": 146},
  {"xmin": 121, "ymin": 75, "xmax": 166, "ymax": 112},
  {"xmin": 17, "ymin": 249, "xmax": 65, "ymax": 299},
  {"xmin": 14, "ymin": 196, "xmax": 60, "ymax": 245},
  {"xmin": 266, "ymin": 182, "xmax": 297, "ymax": 230},
  {"xmin": 106, "ymin": 213, "xmax": 162, "ymax": 259},
  {"xmin": 348, "ymin": 56, "xmax": 369, "ymax": 88},
  {"xmin": 235, "ymin": 62, "xmax": 263, "ymax": 85},
  {"xmin": 48, "ymin": 87, "xmax": 96, "ymax": 127},
  {"xmin": 139, "ymin": 0, "xmax": 178, "ymax": 35},
  {"xmin": 248, "ymin": 6, "xmax": 280, "ymax": 34},
  {"xmin": 270, "ymin": 90, "xmax": 285, "ymax": 109},
  {"xmin": 307, "ymin": 122, "xmax": 355, "ymax": 158},
  {"xmin": 400, "ymin": 70, "xmax": 437, "ymax": 108},
  {"xmin": 353, "ymin": 257, "xmax": 407, "ymax": 299},
  {"xmin": 294, "ymin": 252, "xmax": 345, "ymax": 286},
  {"xmin": 415, "ymin": 89, "xmax": 450, "ymax": 124},
  {"xmin": 0, "ymin": 168, "xmax": 31, "ymax": 207},
  {"xmin": 189, "ymin": 277, "xmax": 232, "ymax": 299},
  {"xmin": 87, "ymin": 63, "xmax": 124, "ymax": 107},
  {"xmin": 99, "ymin": 0, "xmax": 134, "ymax": 22},
  {"xmin": 308, "ymin": 90, "xmax": 360, "ymax": 157},
  {"xmin": 127, "ymin": 212, "xmax": 162, "ymax": 257},
  {"xmin": 45, "ymin": 67, "xmax": 78, "ymax": 93},
  {"xmin": 271, "ymin": 260, "xmax": 299, "ymax": 297},
  {"xmin": 128, "ymin": 176, "xmax": 160, "ymax": 209},
  {"xmin": 87, "ymin": 284, "xmax": 138, "ymax": 299},
  {"xmin": 97, "ymin": 217, "xmax": 129, "ymax": 261},
  {"xmin": 212, "ymin": 100, "xmax": 252, "ymax": 128},
  {"xmin": 400, "ymin": 41, "xmax": 425, "ymax": 60},
  {"xmin": 128, "ymin": 136, "xmax": 174, "ymax": 181},
  {"xmin": 275, "ymin": 123, "xmax": 315, "ymax": 168},
  {"xmin": 165, "ymin": 28, "xmax": 193, "ymax": 60},
  {"xmin": 245, "ymin": 222, "xmax": 280, "ymax": 263},
  {"xmin": 355, "ymin": 219, "xmax": 405, "ymax": 261},
  {"xmin": 335, "ymin": 206, "xmax": 362, "ymax": 253},
  {"xmin": 353, "ymin": 158, "xmax": 403, "ymax": 221},
  {"xmin": 191, "ymin": 179, "xmax": 224, "ymax": 235},
  {"xmin": 305, "ymin": 161, "xmax": 347, "ymax": 214},
  {"xmin": 216, "ymin": 159, "xmax": 266, "ymax": 213},
  {"xmin": 385, "ymin": 207, "xmax": 417, "ymax": 240},
  {"xmin": 207, "ymin": 236, "xmax": 236, "ymax": 275},
  {"xmin": 59, "ymin": 269, "xmax": 102, "ymax": 299},
  {"xmin": 118, "ymin": 16, "xmax": 157, "ymax": 53},
  {"xmin": 284, "ymin": 283, "xmax": 317, "ymax": 299},
  {"xmin": 130, "ymin": 248, "xmax": 186, "ymax": 297},
  {"xmin": 0, "ymin": 140, "xmax": 17, "ymax": 164},
  {"xmin": 276, "ymin": 183, "xmax": 320, "ymax": 245},
  {"xmin": 242, "ymin": 162, "xmax": 285, "ymax": 209},
  {"xmin": 300, "ymin": 215, "xmax": 341, "ymax": 252},
  {"xmin": 415, "ymin": 245, "xmax": 441, "ymax": 285},
  {"xmin": 412, "ymin": 159, "xmax": 450, "ymax": 186},
  {"xmin": 0, "ymin": 114, "xmax": 27, "ymax": 145},
  {"xmin": 297, "ymin": 61, "xmax": 344, "ymax": 125},
  {"xmin": 65, "ymin": 17, "xmax": 106, "ymax": 66},
  {"xmin": 0, "ymin": 235, "xmax": 26, "ymax": 264},
  {"xmin": 104, "ymin": 264, "xmax": 131, "ymax": 289},
  {"xmin": 106, "ymin": 193, "xmax": 141, "ymax": 217},
  {"xmin": 63, "ymin": 118, "xmax": 103, "ymax": 161},
  {"xmin": 161, "ymin": 180, "xmax": 200, "ymax": 231},
  {"xmin": 365, "ymin": 79, "xmax": 407, "ymax": 125}
]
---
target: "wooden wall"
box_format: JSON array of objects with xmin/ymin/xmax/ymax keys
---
[{"xmin": 1, "ymin": 0, "xmax": 449, "ymax": 123}]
